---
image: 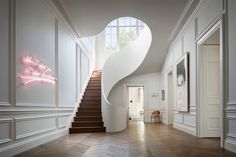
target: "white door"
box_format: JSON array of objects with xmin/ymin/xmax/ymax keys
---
[{"xmin": 202, "ymin": 45, "xmax": 220, "ymax": 137}]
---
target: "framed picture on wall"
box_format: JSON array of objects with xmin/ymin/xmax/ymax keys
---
[
  {"xmin": 161, "ymin": 90, "xmax": 165, "ymax": 101},
  {"xmin": 176, "ymin": 52, "xmax": 189, "ymax": 112}
]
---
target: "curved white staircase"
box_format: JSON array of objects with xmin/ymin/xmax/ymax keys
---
[{"xmin": 101, "ymin": 26, "xmax": 152, "ymax": 132}]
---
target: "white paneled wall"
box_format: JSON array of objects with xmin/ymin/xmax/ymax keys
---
[
  {"xmin": 15, "ymin": 0, "xmax": 56, "ymax": 106},
  {"xmin": 0, "ymin": 119, "xmax": 12, "ymax": 144},
  {"xmin": 15, "ymin": 116, "xmax": 57, "ymax": 140},
  {"xmin": 58, "ymin": 22, "xmax": 77, "ymax": 107},
  {"xmin": 225, "ymin": 0, "xmax": 236, "ymax": 153},
  {"xmin": 0, "ymin": 0, "xmax": 94, "ymax": 156},
  {"xmin": 197, "ymin": 0, "xmax": 223, "ymax": 36},
  {"xmin": 81, "ymin": 50, "xmax": 90, "ymax": 90},
  {"xmin": 160, "ymin": 0, "xmax": 224, "ymax": 136},
  {"xmin": 0, "ymin": 0, "xmax": 9, "ymax": 105},
  {"xmin": 161, "ymin": 0, "xmax": 236, "ymax": 152}
]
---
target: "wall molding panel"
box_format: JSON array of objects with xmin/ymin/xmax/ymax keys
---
[
  {"xmin": 0, "ymin": 0, "xmax": 94, "ymax": 156},
  {"xmin": 15, "ymin": 116, "xmax": 57, "ymax": 140},
  {"xmin": 15, "ymin": 103, "xmax": 56, "ymax": 108},
  {"xmin": 0, "ymin": 102, "xmax": 11, "ymax": 107},
  {"xmin": 174, "ymin": 122, "xmax": 196, "ymax": 136},
  {"xmin": 57, "ymin": 114, "xmax": 71, "ymax": 129},
  {"xmin": 0, "ymin": 128, "xmax": 68, "ymax": 157},
  {"xmin": 0, "ymin": 119, "xmax": 13, "ymax": 144}
]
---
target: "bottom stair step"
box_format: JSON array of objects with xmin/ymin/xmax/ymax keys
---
[
  {"xmin": 72, "ymin": 121, "xmax": 103, "ymax": 127},
  {"xmin": 69, "ymin": 126, "xmax": 106, "ymax": 133}
]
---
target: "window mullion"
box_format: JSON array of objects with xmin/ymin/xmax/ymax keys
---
[{"xmin": 117, "ymin": 19, "xmax": 119, "ymax": 50}]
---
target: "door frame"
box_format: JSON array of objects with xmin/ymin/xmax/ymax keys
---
[
  {"xmin": 167, "ymin": 68, "xmax": 174, "ymax": 125},
  {"xmin": 196, "ymin": 19, "xmax": 224, "ymax": 146},
  {"xmin": 124, "ymin": 84, "xmax": 146, "ymax": 122}
]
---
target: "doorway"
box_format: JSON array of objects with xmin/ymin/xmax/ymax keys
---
[
  {"xmin": 197, "ymin": 20, "xmax": 223, "ymax": 146},
  {"xmin": 167, "ymin": 70, "xmax": 174, "ymax": 125},
  {"xmin": 128, "ymin": 86, "xmax": 144, "ymax": 121}
]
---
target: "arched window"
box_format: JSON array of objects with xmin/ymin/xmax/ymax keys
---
[{"xmin": 105, "ymin": 17, "xmax": 145, "ymax": 50}]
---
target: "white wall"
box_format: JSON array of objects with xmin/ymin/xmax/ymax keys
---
[
  {"xmin": 160, "ymin": 0, "xmax": 224, "ymax": 136},
  {"xmin": 224, "ymin": 0, "xmax": 236, "ymax": 153},
  {"xmin": 0, "ymin": 0, "xmax": 9, "ymax": 104},
  {"xmin": 0, "ymin": 0, "xmax": 94, "ymax": 156},
  {"xmin": 58, "ymin": 22, "xmax": 76, "ymax": 107},
  {"xmin": 105, "ymin": 72, "xmax": 161, "ymax": 131},
  {"xmin": 160, "ymin": 0, "xmax": 236, "ymax": 152}
]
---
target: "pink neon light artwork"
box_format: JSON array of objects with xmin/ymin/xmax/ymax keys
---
[{"xmin": 19, "ymin": 56, "xmax": 56, "ymax": 85}]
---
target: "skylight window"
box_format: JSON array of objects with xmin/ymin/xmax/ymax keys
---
[{"xmin": 105, "ymin": 17, "xmax": 145, "ymax": 50}]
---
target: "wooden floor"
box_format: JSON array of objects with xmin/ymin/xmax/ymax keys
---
[{"xmin": 15, "ymin": 122, "xmax": 236, "ymax": 157}]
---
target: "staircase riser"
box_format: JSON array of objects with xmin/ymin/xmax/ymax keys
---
[
  {"xmin": 78, "ymin": 108, "xmax": 101, "ymax": 112},
  {"xmin": 76, "ymin": 112, "xmax": 102, "ymax": 116},
  {"xmin": 87, "ymin": 84, "xmax": 101, "ymax": 86},
  {"xmin": 80, "ymin": 105, "xmax": 101, "ymax": 108},
  {"xmin": 90, "ymin": 79, "xmax": 101, "ymax": 81},
  {"xmin": 82, "ymin": 103, "xmax": 101, "ymax": 106},
  {"xmin": 82, "ymin": 98, "xmax": 101, "ymax": 101},
  {"xmin": 81, "ymin": 100, "xmax": 101, "ymax": 104},
  {"xmin": 70, "ymin": 129, "xmax": 105, "ymax": 133},
  {"xmin": 84, "ymin": 91, "xmax": 101, "ymax": 94},
  {"xmin": 87, "ymin": 87, "xmax": 101, "ymax": 89},
  {"xmin": 74, "ymin": 117, "xmax": 102, "ymax": 121},
  {"xmin": 72, "ymin": 122, "xmax": 103, "ymax": 127},
  {"xmin": 89, "ymin": 80, "xmax": 101, "ymax": 83},
  {"xmin": 83, "ymin": 94, "xmax": 101, "ymax": 97},
  {"xmin": 80, "ymin": 103, "xmax": 101, "ymax": 106}
]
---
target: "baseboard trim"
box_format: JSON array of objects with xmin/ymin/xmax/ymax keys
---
[
  {"xmin": 173, "ymin": 122, "xmax": 196, "ymax": 136},
  {"xmin": 0, "ymin": 128, "xmax": 68, "ymax": 157},
  {"xmin": 224, "ymin": 138, "xmax": 236, "ymax": 153}
]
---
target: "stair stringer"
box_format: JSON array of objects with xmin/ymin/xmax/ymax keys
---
[{"xmin": 102, "ymin": 26, "xmax": 152, "ymax": 132}]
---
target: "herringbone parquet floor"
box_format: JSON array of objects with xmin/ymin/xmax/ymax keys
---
[{"xmin": 15, "ymin": 122, "xmax": 236, "ymax": 157}]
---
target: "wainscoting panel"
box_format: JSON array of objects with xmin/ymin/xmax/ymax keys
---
[
  {"xmin": 58, "ymin": 115, "xmax": 70, "ymax": 128},
  {"xmin": 174, "ymin": 113, "xmax": 183, "ymax": 124},
  {"xmin": 183, "ymin": 114, "xmax": 196, "ymax": 127},
  {"xmin": 15, "ymin": 116, "xmax": 57, "ymax": 140},
  {"xmin": 0, "ymin": 119, "xmax": 12, "ymax": 144}
]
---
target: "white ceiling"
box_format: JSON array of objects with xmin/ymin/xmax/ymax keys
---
[{"xmin": 56, "ymin": 0, "xmax": 190, "ymax": 74}]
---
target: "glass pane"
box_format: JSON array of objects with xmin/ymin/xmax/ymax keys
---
[
  {"xmin": 131, "ymin": 18, "xmax": 137, "ymax": 26},
  {"xmin": 111, "ymin": 27, "xmax": 117, "ymax": 34},
  {"xmin": 118, "ymin": 17, "xmax": 124, "ymax": 26},
  {"xmin": 130, "ymin": 27, "xmax": 137, "ymax": 40},
  {"xmin": 124, "ymin": 17, "xmax": 131, "ymax": 26},
  {"xmin": 119, "ymin": 27, "xmax": 125, "ymax": 34},
  {"xmin": 105, "ymin": 17, "xmax": 145, "ymax": 50},
  {"xmin": 138, "ymin": 26, "xmax": 145, "ymax": 34},
  {"xmin": 105, "ymin": 34, "xmax": 111, "ymax": 48},
  {"xmin": 125, "ymin": 27, "xmax": 130, "ymax": 33},
  {"xmin": 111, "ymin": 35, "xmax": 117, "ymax": 49},
  {"xmin": 105, "ymin": 27, "xmax": 112, "ymax": 35}
]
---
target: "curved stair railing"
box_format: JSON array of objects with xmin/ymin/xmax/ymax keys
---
[{"xmin": 101, "ymin": 25, "xmax": 152, "ymax": 132}]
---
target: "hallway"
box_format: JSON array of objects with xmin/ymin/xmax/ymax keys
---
[{"xmin": 15, "ymin": 122, "xmax": 236, "ymax": 157}]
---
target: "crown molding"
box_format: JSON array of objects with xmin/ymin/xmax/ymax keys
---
[{"xmin": 168, "ymin": 0, "xmax": 200, "ymax": 42}]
